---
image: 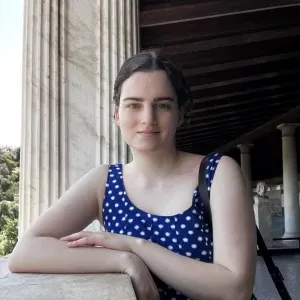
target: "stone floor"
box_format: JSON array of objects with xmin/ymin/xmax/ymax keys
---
[
  {"xmin": 254, "ymin": 255, "xmax": 300, "ymax": 300},
  {"xmin": 1, "ymin": 255, "xmax": 300, "ymax": 299}
]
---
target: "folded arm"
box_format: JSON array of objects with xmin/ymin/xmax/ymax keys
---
[
  {"xmin": 8, "ymin": 165, "xmax": 126, "ymax": 274},
  {"xmin": 128, "ymin": 156, "xmax": 256, "ymax": 300}
]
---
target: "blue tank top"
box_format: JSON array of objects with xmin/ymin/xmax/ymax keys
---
[{"xmin": 102, "ymin": 152, "xmax": 222, "ymax": 299}]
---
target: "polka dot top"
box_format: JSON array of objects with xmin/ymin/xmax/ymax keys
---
[{"xmin": 102, "ymin": 153, "xmax": 222, "ymax": 299}]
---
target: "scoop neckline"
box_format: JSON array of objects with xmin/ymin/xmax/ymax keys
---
[{"xmin": 117, "ymin": 164, "xmax": 200, "ymax": 219}]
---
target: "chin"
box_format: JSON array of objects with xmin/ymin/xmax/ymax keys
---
[
  {"xmin": 130, "ymin": 143, "xmax": 162, "ymax": 153},
  {"xmin": 123, "ymin": 133, "xmax": 175, "ymax": 153}
]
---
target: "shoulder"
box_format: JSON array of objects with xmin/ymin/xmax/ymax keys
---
[
  {"xmin": 76, "ymin": 164, "xmax": 110, "ymax": 199},
  {"xmin": 84, "ymin": 164, "xmax": 110, "ymax": 184},
  {"xmin": 209, "ymin": 154, "xmax": 249, "ymax": 213},
  {"xmin": 212, "ymin": 155, "xmax": 244, "ymax": 186}
]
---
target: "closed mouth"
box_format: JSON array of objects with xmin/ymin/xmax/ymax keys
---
[{"xmin": 138, "ymin": 131, "xmax": 160, "ymax": 134}]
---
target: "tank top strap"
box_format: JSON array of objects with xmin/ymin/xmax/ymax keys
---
[
  {"xmin": 104, "ymin": 164, "xmax": 124, "ymax": 198},
  {"xmin": 204, "ymin": 152, "xmax": 223, "ymax": 198}
]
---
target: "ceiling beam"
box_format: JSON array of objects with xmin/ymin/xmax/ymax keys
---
[
  {"xmin": 185, "ymin": 60, "xmax": 299, "ymax": 87},
  {"xmin": 192, "ymin": 82, "xmax": 300, "ymax": 104},
  {"xmin": 183, "ymin": 51, "xmax": 300, "ymax": 76},
  {"xmin": 177, "ymin": 106, "xmax": 291, "ymax": 132},
  {"xmin": 161, "ymin": 26, "xmax": 300, "ymax": 55},
  {"xmin": 215, "ymin": 104, "xmax": 300, "ymax": 153},
  {"xmin": 189, "ymin": 91, "xmax": 300, "ymax": 115},
  {"xmin": 140, "ymin": 1, "xmax": 300, "ymax": 28},
  {"xmin": 178, "ymin": 135, "xmax": 234, "ymax": 148},
  {"xmin": 190, "ymin": 70, "xmax": 300, "ymax": 92},
  {"xmin": 141, "ymin": 6, "xmax": 300, "ymax": 47},
  {"xmin": 190, "ymin": 99, "xmax": 299, "ymax": 123},
  {"xmin": 176, "ymin": 120, "xmax": 260, "ymax": 137},
  {"xmin": 176, "ymin": 125, "xmax": 250, "ymax": 144},
  {"xmin": 192, "ymin": 81, "xmax": 299, "ymax": 103},
  {"xmin": 173, "ymin": 36, "xmax": 300, "ymax": 71}
]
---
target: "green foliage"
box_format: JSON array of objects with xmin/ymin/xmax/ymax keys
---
[
  {"xmin": 0, "ymin": 201, "xmax": 19, "ymax": 256},
  {"xmin": 0, "ymin": 216, "xmax": 18, "ymax": 256},
  {"xmin": 0, "ymin": 200, "xmax": 19, "ymax": 230},
  {"xmin": 0, "ymin": 146, "xmax": 20, "ymax": 202},
  {"xmin": 0, "ymin": 147, "xmax": 20, "ymax": 256}
]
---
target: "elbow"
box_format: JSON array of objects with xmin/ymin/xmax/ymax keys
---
[
  {"xmin": 8, "ymin": 248, "xmax": 23, "ymax": 273},
  {"xmin": 226, "ymin": 276, "xmax": 254, "ymax": 300},
  {"xmin": 7, "ymin": 234, "xmax": 36, "ymax": 273},
  {"xmin": 8, "ymin": 256, "xmax": 20, "ymax": 273},
  {"xmin": 8, "ymin": 245, "xmax": 27, "ymax": 273}
]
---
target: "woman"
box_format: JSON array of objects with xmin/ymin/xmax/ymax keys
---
[{"xmin": 9, "ymin": 50, "xmax": 257, "ymax": 300}]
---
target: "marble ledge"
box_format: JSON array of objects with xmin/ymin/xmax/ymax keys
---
[{"xmin": 0, "ymin": 257, "xmax": 136, "ymax": 300}]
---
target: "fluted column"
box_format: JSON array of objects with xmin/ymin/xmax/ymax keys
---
[
  {"xmin": 19, "ymin": 0, "xmax": 65, "ymax": 237},
  {"xmin": 277, "ymin": 123, "xmax": 300, "ymax": 237},
  {"xmin": 19, "ymin": 0, "xmax": 139, "ymax": 237},
  {"xmin": 237, "ymin": 144, "xmax": 253, "ymax": 201}
]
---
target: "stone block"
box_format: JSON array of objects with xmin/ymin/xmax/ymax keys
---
[
  {"xmin": 254, "ymin": 196, "xmax": 273, "ymax": 247},
  {"xmin": 0, "ymin": 258, "xmax": 136, "ymax": 300}
]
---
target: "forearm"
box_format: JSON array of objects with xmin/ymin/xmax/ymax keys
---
[
  {"xmin": 8, "ymin": 235, "xmax": 127, "ymax": 274},
  {"xmin": 131, "ymin": 239, "xmax": 251, "ymax": 300}
]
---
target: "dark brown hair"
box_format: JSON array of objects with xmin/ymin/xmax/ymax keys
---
[{"xmin": 113, "ymin": 49, "xmax": 193, "ymax": 122}]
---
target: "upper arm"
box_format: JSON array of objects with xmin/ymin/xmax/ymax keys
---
[
  {"xmin": 210, "ymin": 156, "xmax": 256, "ymax": 284},
  {"xmin": 26, "ymin": 164, "xmax": 109, "ymax": 239}
]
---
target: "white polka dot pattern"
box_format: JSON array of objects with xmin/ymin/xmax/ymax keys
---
[{"xmin": 102, "ymin": 153, "xmax": 223, "ymax": 299}]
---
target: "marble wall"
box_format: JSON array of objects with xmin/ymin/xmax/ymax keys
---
[{"xmin": 19, "ymin": 0, "xmax": 139, "ymax": 237}]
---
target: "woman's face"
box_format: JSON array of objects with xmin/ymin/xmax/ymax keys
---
[{"xmin": 115, "ymin": 70, "xmax": 180, "ymax": 152}]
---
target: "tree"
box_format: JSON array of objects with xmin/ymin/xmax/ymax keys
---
[
  {"xmin": 0, "ymin": 146, "xmax": 20, "ymax": 202},
  {"xmin": 0, "ymin": 200, "xmax": 19, "ymax": 256},
  {"xmin": 0, "ymin": 146, "xmax": 20, "ymax": 256}
]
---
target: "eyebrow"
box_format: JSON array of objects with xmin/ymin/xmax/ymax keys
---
[{"xmin": 122, "ymin": 97, "xmax": 174, "ymax": 102}]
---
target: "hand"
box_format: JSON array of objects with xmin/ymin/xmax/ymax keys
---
[
  {"xmin": 60, "ymin": 231, "xmax": 133, "ymax": 252},
  {"xmin": 122, "ymin": 253, "xmax": 160, "ymax": 300}
]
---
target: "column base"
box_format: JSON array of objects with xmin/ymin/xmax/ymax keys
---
[
  {"xmin": 283, "ymin": 232, "xmax": 300, "ymax": 238},
  {"xmin": 280, "ymin": 232, "xmax": 300, "ymax": 248}
]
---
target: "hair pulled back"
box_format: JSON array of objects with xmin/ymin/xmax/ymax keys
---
[{"xmin": 113, "ymin": 49, "xmax": 193, "ymax": 124}]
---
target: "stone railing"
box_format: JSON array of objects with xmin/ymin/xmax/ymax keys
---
[{"xmin": 0, "ymin": 257, "xmax": 136, "ymax": 300}]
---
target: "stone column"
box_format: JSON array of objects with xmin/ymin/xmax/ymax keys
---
[
  {"xmin": 277, "ymin": 123, "xmax": 300, "ymax": 237},
  {"xmin": 19, "ymin": 0, "xmax": 139, "ymax": 237},
  {"xmin": 237, "ymin": 144, "xmax": 253, "ymax": 201}
]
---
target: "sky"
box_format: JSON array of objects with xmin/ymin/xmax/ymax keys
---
[{"xmin": 0, "ymin": 0, "xmax": 23, "ymax": 147}]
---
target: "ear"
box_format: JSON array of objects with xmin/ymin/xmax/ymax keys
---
[{"xmin": 114, "ymin": 107, "xmax": 120, "ymax": 126}]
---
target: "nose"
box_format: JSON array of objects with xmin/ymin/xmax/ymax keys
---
[{"xmin": 141, "ymin": 104, "xmax": 157, "ymax": 125}]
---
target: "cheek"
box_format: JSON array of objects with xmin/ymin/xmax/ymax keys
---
[
  {"xmin": 159, "ymin": 111, "xmax": 178, "ymax": 127},
  {"xmin": 118, "ymin": 110, "xmax": 137, "ymax": 128}
]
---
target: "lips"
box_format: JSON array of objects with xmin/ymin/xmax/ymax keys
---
[
  {"xmin": 137, "ymin": 130, "xmax": 160, "ymax": 136},
  {"xmin": 138, "ymin": 131, "xmax": 159, "ymax": 134}
]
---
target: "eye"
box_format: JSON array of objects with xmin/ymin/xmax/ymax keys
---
[
  {"xmin": 127, "ymin": 103, "xmax": 140, "ymax": 109},
  {"xmin": 156, "ymin": 103, "xmax": 171, "ymax": 110}
]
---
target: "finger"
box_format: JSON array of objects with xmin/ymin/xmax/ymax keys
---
[
  {"xmin": 60, "ymin": 231, "xmax": 90, "ymax": 241},
  {"xmin": 66, "ymin": 236, "xmax": 102, "ymax": 247}
]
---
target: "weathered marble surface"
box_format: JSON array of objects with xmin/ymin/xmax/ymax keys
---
[
  {"xmin": 2, "ymin": 255, "xmax": 300, "ymax": 299},
  {"xmin": 20, "ymin": 0, "xmax": 138, "ymax": 237},
  {"xmin": 0, "ymin": 257, "xmax": 136, "ymax": 300}
]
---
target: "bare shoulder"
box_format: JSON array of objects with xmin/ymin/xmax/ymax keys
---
[
  {"xmin": 214, "ymin": 154, "xmax": 242, "ymax": 175},
  {"xmin": 64, "ymin": 163, "xmax": 110, "ymax": 203},
  {"xmin": 84, "ymin": 164, "xmax": 110, "ymax": 193},
  {"xmin": 211, "ymin": 155, "xmax": 247, "ymax": 197},
  {"xmin": 26, "ymin": 164, "xmax": 110, "ymax": 239}
]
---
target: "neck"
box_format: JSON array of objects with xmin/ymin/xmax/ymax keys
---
[{"xmin": 129, "ymin": 146, "xmax": 181, "ymax": 181}]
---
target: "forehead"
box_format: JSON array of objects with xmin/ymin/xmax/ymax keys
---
[{"xmin": 120, "ymin": 70, "xmax": 176, "ymax": 99}]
